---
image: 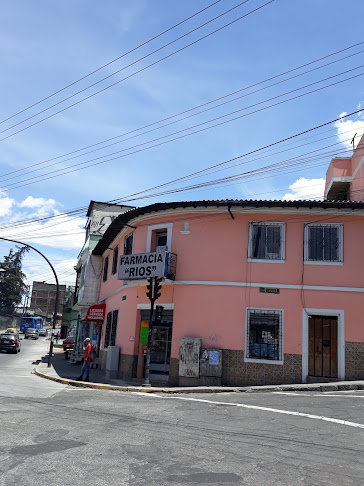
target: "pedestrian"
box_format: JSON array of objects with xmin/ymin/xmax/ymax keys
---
[
  {"xmin": 76, "ymin": 338, "xmax": 92, "ymax": 382},
  {"xmin": 56, "ymin": 331, "xmax": 60, "ymax": 343}
]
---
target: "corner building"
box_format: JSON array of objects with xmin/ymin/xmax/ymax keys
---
[{"xmin": 93, "ymin": 193, "xmax": 364, "ymax": 386}]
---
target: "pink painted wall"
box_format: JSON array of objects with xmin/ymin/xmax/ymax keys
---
[{"xmin": 98, "ymin": 208, "xmax": 364, "ymax": 363}]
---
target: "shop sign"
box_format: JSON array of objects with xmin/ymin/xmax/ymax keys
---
[
  {"xmin": 140, "ymin": 321, "xmax": 149, "ymax": 344},
  {"xmin": 118, "ymin": 251, "xmax": 168, "ymax": 280},
  {"xmin": 259, "ymin": 287, "xmax": 280, "ymax": 294},
  {"xmin": 85, "ymin": 304, "xmax": 106, "ymax": 321}
]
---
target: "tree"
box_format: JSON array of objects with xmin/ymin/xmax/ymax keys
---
[{"xmin": 0, "ymin": 246, "xmax": 29, "ymax": 314}]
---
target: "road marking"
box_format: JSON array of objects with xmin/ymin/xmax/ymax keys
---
[
  {"xmin": 273, "ymin": 392, "xmax": 364, "ymax": 398},
  {"xmin": 161, "ymin": 396, "xmax": 364, "ymax": 430}
]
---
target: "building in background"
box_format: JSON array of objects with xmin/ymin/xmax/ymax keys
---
[
  {"xmin": 30, "ymin": 281, "xmax": 66, "ymax": 326},
  {"xmin": 60, "ymin": 286, "xmax": 78, "ymax": 338},
  {"xmin": 72, "ymin": 201, "xmax": 134, "ymax": 353}
]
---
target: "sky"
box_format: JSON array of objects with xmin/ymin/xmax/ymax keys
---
[{"xmin": 0, "ymin": 0, "xmax": 364, "ymax": 288}]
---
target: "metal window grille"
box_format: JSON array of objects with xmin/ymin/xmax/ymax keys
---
[
  {"xmin": 307, "ymin": 224, "xmax": 342, "ymax": 262},
  {"xmin": 102, "ymin": 256, "xmax": 109, "ymax": 282},
  {"xmin": 247, "ymin": 309, "xmax": 282, "ymax": 360},
  {"xmin": 250, "ymin": 223, "xmax": 283, "ymax": 260},
  {"xmin": 111, "ymin": 246, "xmax": 119, "ymax": 275},
  {"xmin": 104, "ymin": 311, "xmax": 112, "ymax": 348},
  {"xmin": 110, "ymin": 310, "xmax": 118, "ymax": 346},
  {"xmin": 124, "ymin": 232, "xmax": 134, "ymax": 255}
]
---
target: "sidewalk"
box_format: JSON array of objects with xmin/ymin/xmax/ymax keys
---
[{"xmin": 34, "ymin": 346, "xmax": 364, "ymax": 394}]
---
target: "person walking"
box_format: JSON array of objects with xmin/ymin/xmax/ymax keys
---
[{"xmin": 76, "ymin": 338, "xmax": 93, "ymax": 382}]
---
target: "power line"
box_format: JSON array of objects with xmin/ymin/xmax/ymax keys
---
[
  {"xmin": 2, "ymin": 68, "xmax": 363, "ymax": 192},
  {"xmin": 0, "ymin": 0, "xmax": 225, "ymax": 126},
  {"xmin": 3, "ymin": 45, "xmax": 364, "ymax": 184},
  {"xmin": 0, "ymin": 0, "xmax": 275, "ymax": 142}
]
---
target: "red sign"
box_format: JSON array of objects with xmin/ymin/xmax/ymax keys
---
[{"xmin": 85, "ymin": 304, "xmax": 106, "ymax": 321}]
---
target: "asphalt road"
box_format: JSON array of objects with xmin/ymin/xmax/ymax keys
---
[{"xmin": 1, "ymin": 338, "xmax": 364, "ymax": 485}]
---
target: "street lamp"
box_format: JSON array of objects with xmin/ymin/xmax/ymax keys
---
[{"xmin": 0, "ymin": 237, "xmax": 59, "ymax": 367}]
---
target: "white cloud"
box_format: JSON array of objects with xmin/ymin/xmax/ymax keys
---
[
  {"xmin": 24, "ymin": 258, "xmax": 78, "ymax": 286},
  {"xmin": 0, "ymin": 196, "xmax": 15, "ymax": 217},
  {"xmin": 282, "ymin": 177, "xmax": 325, "ymax": 201},
  {"xmin": 334, "ymin": 109, "xmax": 364, "ymax": 150},
  {"xmin": 19, "ymin": 195, "xmax": 57, "ymax": 209}
]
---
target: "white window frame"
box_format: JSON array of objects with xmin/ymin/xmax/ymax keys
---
[
  {"xmin": 304, "ymin": 223, "xmax": 343, "ymax": 266},
  {"xmin": 248, "ymin": 222, "xmax": 285, "ymax": 263},
  {"xmin": 302, "ymin": 308, "xmax": 344, "ymax": 381},
  {"xmin": 244, "ymin": 307, "xmax": 284, "ymax": 365},
  {"xmin": 146, "ymin": 223, "xmax": 173, "ymax": 252}
]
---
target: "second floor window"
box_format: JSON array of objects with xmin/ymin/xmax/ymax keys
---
[
  {"xmin": 305, "ymin": 223, "xmax": 343, "ymax": 263},
  {"xmin": 102, "ymin": 256, "xmax": 109, "ymax": 282},
  {"xmin": 124, "ymin": 232, "xmax": 134, "ymax": 255},
  {"xmin": 248, "ymin": 222, "xmax": 285, "ymax": 261},
  {"xmin": 111, "ymin": 246, "xmax": 119, "ymax": 275}
]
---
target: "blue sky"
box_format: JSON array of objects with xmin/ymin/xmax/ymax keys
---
[{"xmin": 0, "ymin": 0, "xmax": 364, "ymax": 286}]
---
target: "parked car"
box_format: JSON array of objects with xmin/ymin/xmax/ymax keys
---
[
  {"xmin": 4, "ymin": 328, "xmax": 18, "ymax": 334},
  {"xmin": 62, "ymin": 336, "xmax": 75, "ymax": 351},
  {"xmin": 0, "ymin": 333, "xmax": 21, "ymax": 353},
  {"xmin": 24, "ymin": 328, "xmax": 39, "ymax": 340},
  {"xmin": 38, "ymin": 328, "xmax": 48, "ymax": 337}
]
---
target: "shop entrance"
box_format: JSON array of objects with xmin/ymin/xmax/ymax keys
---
[
  {"xmin": 308, "ymin": 316, "xmax": 338, "ymax": 378},
  {"xmin": 140, "ymin": 309, "xmax": 173, "ymax": 382}
]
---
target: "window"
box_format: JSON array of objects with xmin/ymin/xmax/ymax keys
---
[
  {"xmin": 248, "ymin": 222, "xmax": 285, "ymax": 261},
  {"xmin": 104, "ymin": 310, "xmax": 118, "ymax": 348},
  {"xmin": 246, "ymin": 309, "xmax": 283, "ymax": 362},
  {"xmin": 102, "ymin": 256, "xmax": 109, "ymax": 282},
  {"xmin": 124, "ymin": 232, "xmax": 134, "ymax": 255},
  {"xmin": 111, "ymin": 246, "xmax": 119, "ymax": 275},
  {"xmin": 305, "ymin": 223, "xmax": 343, "ymax": 263},
  {"xmin": 156, "ymin": 231, "xmax": 167, "ymax": 251}
]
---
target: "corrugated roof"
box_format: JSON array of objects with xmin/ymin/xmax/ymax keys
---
[{"xmin": 92, "ymin": 199, "xmax": 364, "ymax": 255}]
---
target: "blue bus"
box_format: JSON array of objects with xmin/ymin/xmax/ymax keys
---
[{"xmin": 20, "ymin": 316, "xmax": 44, "ymax": 333}]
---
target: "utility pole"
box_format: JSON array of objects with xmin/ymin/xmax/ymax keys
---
[
  {"xmin": 143, "ymin": 276, "xmax": 162, "ymax": 386},
  {"xmin": 0, "ymin": 237, "xmax": 59, "ymax": 368}
]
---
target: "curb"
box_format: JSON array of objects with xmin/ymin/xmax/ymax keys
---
[{"xmin": 34, "ymin": 364, "xmax": 364, "ymax": 394}]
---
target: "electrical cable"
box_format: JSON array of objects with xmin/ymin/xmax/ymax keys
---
[{"xmin": 0, "ymin": 0, "xmax": 275, "ymax": 142}]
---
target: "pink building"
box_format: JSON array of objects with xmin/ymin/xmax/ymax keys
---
[{"xmin": 92, "ymin": 136, "xmax": 364, "ymax": 386}]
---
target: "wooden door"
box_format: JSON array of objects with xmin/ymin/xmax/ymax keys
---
[{"xmin": 308, "ymin": 316, "xmax": 338, "ymax": 378}]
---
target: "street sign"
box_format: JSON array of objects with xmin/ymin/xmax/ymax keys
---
[{"xmin": 118, "ymin": 251, "xmax": 168, "ymax": 280}]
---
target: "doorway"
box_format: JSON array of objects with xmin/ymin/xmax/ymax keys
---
[{"xmin": 308, "ymin": 316, "xmax": 338, "ymax": 378}]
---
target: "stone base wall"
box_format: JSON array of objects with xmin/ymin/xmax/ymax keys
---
[
  {"xmin": 168, "ymin": 351, "xmax": 302, "ymax": 387},
  {"xmin": 345, "ymin": 342, "xmax": 364, "ymax": 380},
  {"xmin": 118, "ymin": 353, "xmax": 138, "ymax": 380},
  {"xmin": 222, "ymin": 350, "xmax": 302, "ymax": 386}
]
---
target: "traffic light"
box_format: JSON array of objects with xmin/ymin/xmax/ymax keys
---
[
  {"xmin": 155, "ymin": 305, "xmax": 164, "ymax": 321},
  {"xmin": 153, "ymin": 277, "xmax": 162, "ymax": 301},
  {"xmin": 146, "ymin": 278, "xmax": 153, "ymax": 301}
]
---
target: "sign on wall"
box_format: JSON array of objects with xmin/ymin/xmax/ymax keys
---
[
  {"xmin": 118, "ymin": 251, "xmax": 168, "ymax": 280},
  {"xmin": 85, "ymin": 304, "xmax": 106, "ymax": 321}
]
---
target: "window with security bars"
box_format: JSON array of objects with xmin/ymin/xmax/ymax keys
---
[
  {"xmin": 305, "ymin": 223, "xmax": 343, "ymax": 262},
  {"xmin": 104, "ymin": 310, "xmax": 118, "ymax": 348},
  {"xmin": 111, "ymin": 246, "xmax": 119, "ymax": 275},
  {"xmin": 102, "ymin": 256, "xmax": 109, "ymax": 282},
  {"xmin": 104, "ymin": 311, "xmax": 112, "ymax": 348},
  {"xmin": 248, "ymin": 222, "xmax": 284, "ymax": 261},
  {"xmin": 124, "ymin": 232, "xmax": 134, "ymax": 255},
  {"xmin": 246, "ymin": 309, "xmax": 283, "ymax": 361}
]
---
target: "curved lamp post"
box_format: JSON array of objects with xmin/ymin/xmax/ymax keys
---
[{"xmin": 0, "ymin": 237, "xmax": 59, "ymax": 367}]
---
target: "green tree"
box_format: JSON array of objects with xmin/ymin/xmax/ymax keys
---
[{"xmin": 0, "ymin": 246, "xmax": 29, "ymax": 314}]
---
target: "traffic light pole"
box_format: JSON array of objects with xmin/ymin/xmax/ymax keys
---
[
  {"xmin": 143, "ymin": 276, "xmax": 162, "ymax": 386},
  {"xmin": 0, "ymin": 237, "xmax": 59, "ymax": 368}
]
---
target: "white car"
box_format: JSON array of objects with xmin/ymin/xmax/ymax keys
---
[{"xmin": 38, "ymin": 329, "xmax": 48, "ymax": 337}]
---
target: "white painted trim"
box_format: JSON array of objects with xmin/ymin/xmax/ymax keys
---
[
  {"xmin": 351, "ymin": 155, "xmax": 364, "ymax": 180},
  {"xmin": 302, "ymin": 308, "xmax": 345, "ymax": 382},
  {"xmin": 100, "ymin": 279, "xmax": 364, "ymax": 302},
  {"xmin": 248, "ymin": 221, "xmax": 285, "ymax": 261},
  {"xmin": 325, "ymin": 176, "xmax": 352, "ymax": 198},
  {"xmin": 247, "ymin": 258, "xmax": 285, "ymax": 264},
  {"xmin": 245, "ymin": 307, "xmax": 284, "ymax": 365},
  {"xmin": 304, "ymin": 261, "xmax": 343, "ymax": 266},
  {"xmin": 172, "ymin": 280, "xmax": 364, "ymax": 293},
  {"xmin": 146, "ymin": 223, "xmax": 173, "ymax": 252},
  {"xmin": 304, "ymin": 223, "xmax": 343, "ymax": 263},
  {"xmin": 137, "ymin": 303, "xmax": 174, "ymax": 310}
]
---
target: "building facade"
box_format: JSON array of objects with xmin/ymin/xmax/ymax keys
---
[
  {"xmin": 90, "ymin": 136, "xmax": 364, "ymax": 387},
  {"xmin": 30, "ymin": 281, "xmax": 66, "ymax": 322}
]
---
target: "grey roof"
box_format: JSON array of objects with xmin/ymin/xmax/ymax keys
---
[{"xmin": 92, "ymin": 199, "xmax": 364, "ymax": 255}]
